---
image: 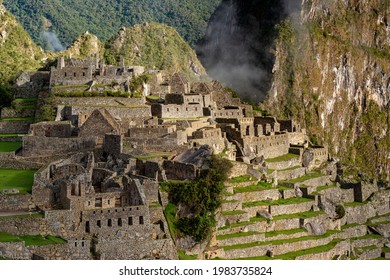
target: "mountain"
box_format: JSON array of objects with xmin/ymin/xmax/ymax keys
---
[
  {"xmin": 0, "ymin": 2, "xmax": 45, "ymax": 84},
  {"xmin": 263, "ymin": 0, "xmax": 389, "ymax": 181},
  {"xmin": 105, "ymin": 23, "xmax": 207, "ymax": 79},
  {"xmin": 3, "ymin": 0, "xmax": 222, "ymax": 48}
]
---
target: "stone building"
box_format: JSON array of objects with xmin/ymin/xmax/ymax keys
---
[{"xmin": 50, "ymin": 56, "xmax": 144, "ymax": 87}]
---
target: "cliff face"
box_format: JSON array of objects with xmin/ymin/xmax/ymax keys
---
[
  {"xmin": 0, "ymin": 3, "xmax": 44, "ymax": 84},
  {"xmin": 263, "ymin": 0, "xmax": 389, "ymax": 180}
]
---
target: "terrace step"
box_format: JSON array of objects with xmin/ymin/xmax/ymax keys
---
[
  {"xmin": 222, "ymin": 231, "xmax": 338, "ymax": 259},
  {"xmin": 216, "ymin": 231, "xmax": 265, "ymax": 247}
]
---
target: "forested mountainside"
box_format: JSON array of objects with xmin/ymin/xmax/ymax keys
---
[
  {"xmin": 3, "ymin": 0, "xmax": 222, "ymax": 48},
  {"xmin": 263, "ymin": 0, "xmax": 389, "ymax": 181}
]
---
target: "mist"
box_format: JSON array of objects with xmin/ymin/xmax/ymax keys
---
[
  {"xmin": 196, "ymin": 0, "xmax": 301, "ymax": 103},
  {"xmin": 41, "ymin": 30, "xmax": 65, "ymax": 52}
]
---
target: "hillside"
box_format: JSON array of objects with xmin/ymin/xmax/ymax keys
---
[
  {"xmin": 105, "ymin": 23, "xmax": 207, "ymax": 79},
  {"xmin": 0, "ymin": 3, "xmax": 44, "ymax": 84},
  {"xmin": 3, "ymin": 0, "xmax": 222, "ymax": 48},
  {"xmin": 263, "ymin": 0, "xmax": 389, "ymax": 181}
]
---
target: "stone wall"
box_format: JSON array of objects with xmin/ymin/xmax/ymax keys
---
[
  {"xmin": 29, "ymin": 242, "xmax": 91, "ymax": 260},
  {"xmin": 295, "ymin": 240, "xmax": 350, "ymax": 260},
  {"xmin": 266, "ymin": 157, "xmax": 301, "ymax": 170},
  {"xmin": 0, "ymin": 242, "xmax": 31, "ymax": 260},
  {"xmin": 228, "ymin": 162, "xmax": 250, "ymax": 178},
  {"xmin": 13, "ymin": 71, "xmax": 49, "ymax": 99},
  {"xmin": 233, "ymin": 189, "xmax": 281, "ymax": 203},
  {"xmin": 152, "ymin": 103, "xmax": 203, "ymax": 119},
  {"xmin": 22, "ymin": 136, "xmax": 97, "ymax": 157},
  {"xmin": 0, "ymin": 155, "xmax": 43, "ymax": 170},
  {"xmin": 55, "ymin": 97, "xmax": 145, "ymax": 107},
  {"xmin": 0, "ymin": 136, "xmax": 23, "ymax": 142},
  {"xmin": 0, "ymin": 194, "xmax": 31, "ymax": 211},
  {"xmin": 216, "ymin": 233, "xmax": 265, "ymax": 247},
  {"xmin": 276, "ymin": 167, "xmax": 306, "ymax": 181},
  {"xmin": 0, "ymin": 215, "xmax": 48, "ymax": 236},
  {"xmin": 163, "ymin": 160, "xmax": 198, "ymax": 181},
  {"xmin": 1, "ymin": 108, "xmax": 35, "ymax": 118},
  {"xmin": 0, "ymin": 120, "xmax": 32, "ymax": 134},
  {"xmin": 222, "ymin": 235, "xmax": 334, "ymax": 259}
]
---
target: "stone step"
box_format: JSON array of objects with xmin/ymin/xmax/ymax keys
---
[
  {"xmin": 265, "ymin": 153, "xmax": 301, "ymax": 170},
  {"xmin": 222, "ymin": 231, "xmax": 338, "ymax": 259},
  {"xmin": 221, "ymin": 200, "xmax": 242, "ymax": 212},
  {"xmin": 232, "ymin": 184, "xmax": 280, "ymax": 203},
  {"xmin": 218, "ymin": 210, "xmax": 249, "ymax": 228},
  {"xmin": 242, "ymin": 197, "xmax": 315, "ymax": 217},
  {"xmin": 352, "ymin": 245, "xmax": 382, "ymax": 260},
  {"xmin": 279, "ymin": 173, "xmax": 331, "ymax": 189},
  {"xmin": 0, "ymin": 119, "xmax": 33, "ymax": 134},
  {"xmin": 216, "ymin": 231, "xmax": 265, "ymax": 247},
  {"xmin": 264, "ymin": 228, "xmax": 308, "ymax": 242},
  {"xmin": 11, "ymin": 98, "xmax": 37, "ymax": 108}
]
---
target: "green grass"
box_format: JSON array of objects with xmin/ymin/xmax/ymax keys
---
[
  {"xmin": 316, "ymin": 184, "xmax": 337, "ymax": 192},
  {"xmin": 0, "ymin": 213, "xmax": 44, "ymax": 219},
  {"xmin": 0, "ymin": 142, "xmax": 22, "ymax": 152},
  {"xmin": 221, "ymin": 210, "xmax": 246, "ymax": 216},
  {"xmin": 234, "ymin": 182, "xmax": 273, "ymax": 193},
  {"xmin": 146, "ymin": 95, "xmax": 161, "ymax": 100},
  {"xmin": 13, "ymin": 98, "xmax": 37, "ymax": 102},
  {"xmin": 134, "ymin": 153, "xmax": 172, "ymax": 160},
  {"xmin": 0, "ymin": 134, "xmax": 20, "ymax": 137},
  {"xmin": 217, "ymin": 231, "xmax": 260, "ymax": 240},
  {"xmin": 14, "ymin": 105, "xmax": 36, "ymax": 109},
  {"xmin": 52, "ymin": 84, "xmax": 89, "ymax": 89},
  {"xmin": 178, "ymin": 250, "xmax": 198, "ymax": 260},
  {"xmin": 0, "ymin": 117, "xmax": 34, "ymax": 121},
  {"xmin": 282, "ymin": 172, "xmax": 326, "ymax": 184},
  {"xmin": 265, "ymin": 228, "xmax": 307, "ymax": 238},
  {"xmin": 351, "ymin": 234, "xmax": 382, "ymax": 241},
  {"xmin": 0, "ymin": 232, "xmax": 66, "ymax": 246},
  {"xmin": 163, "ymin": 203, "xmax": 177, "ymax": 241},
  {"xmin": 228, "ymin": 175, "xmax": 254, "ymax": 183},
  {"xmin": 382, "ymin": 247, "xmax": 390, "ymax": 253},
  {"xmin": 242, "ymin": 197, "xmax": 312, "ymax": 208},
  {"xmin": 0, "ymin": 169, "xmax": 37, "ymax": 194},
  {"xmin": 272, "ymin": 210, "xmax": 325, "ymax": 220},
  {"xmin": 341, "ymin": 223, "xmax": 361, "ymax": 229},
  {"xmin": 265, "ymin": 153, "xmax": 299, "ymax": 163},
  {"xmin": 223, "ymin": 230, "xmax": 339, "ymax": 251},
  {"xmin": 361, "ymin": 245, "xmax": 377, "ymax": 251},
  {"xmin": 344, "ymin": 201, "xmax": 369, "ymax": 207}
]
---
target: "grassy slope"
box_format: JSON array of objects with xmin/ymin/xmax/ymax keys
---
[{"xmin": 0, "ymin": 169, "xmax": 36, "ymax": 193}]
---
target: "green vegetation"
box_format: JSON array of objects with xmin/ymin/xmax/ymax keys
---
[
  {"xmin": 217, "ymin": 231, "xmax": 260, "ymax": 240},
  {"xmin": 243, "ymin": 197, "xmax": 312, "ymax": 208},
  {"xmin": 229, "ymin": 175, "xmax": 254, "ymax": 184},
  {"xmin": 178, "ymin": 250, "xmax": 198, "ymax": 260},
  {"xmin": 0, "ymin": 142, "xmax": 22, "ymax": 152},
  {"xmin": 164, "ymin": 156, "xmax": 232, "ymax": 242},
  {"xmin": 163, "ymin": 203, "xmax": 177, "ymax": 241},
  {"xmin": 4, "ymin": 0, "xmax": 222, "ymax": 47},
  {"xmin": 0, "ymin": 232, "xmax": 66, "ymax": 246},
  {"xmin": 0, "ymin": 169, "xmax": 37, "ymax": 194},
  {"xmin": 344, "ymin": 201, "xmax": 368, "ymax": 207},
  {"xmin": 341, "ymin": 223, "xmax": 360, "ymax": 230},
  {"xmin": 234, "ymin": 182, "xmax": 273, "ymax": 193},
  {"xmin": 265, "ymin": 153, "xmax": 299, "ymax": 163},
  {"xmin": 0, "ymin": 6, "xmax": 44, "ymax": 84},
  {"xmin": 272, "ymin": 210, "xmax": 325, "ymax": 220},
  {"xmin": 0, "ymin": 117, "xmax": 34, "ymax": 121},
  {"xmin": 53, "ymin": 90, "xmax": 131, "ymax": 98}
]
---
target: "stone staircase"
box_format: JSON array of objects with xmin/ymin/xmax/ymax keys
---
[
  {"xmin": 0, "ymin": 98, "xmax": 37, "ymax": 135},
  {"xmin": 208, "ymin": 153, "xmax": 390, "ymax": 260}
]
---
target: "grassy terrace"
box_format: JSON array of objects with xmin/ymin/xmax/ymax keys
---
[
  {"xmin": 264, "ymin": 228, "xmax": 307, "ymax": 238},
  {"xmin": 222, "ymin": 230, "xmax": 340, "ymax": 251},
  {"xmin": 272, "ymin": 210, "xmax": 325, "ymax": 220},
  {"xmin": 281, "ymin": 172, "xmax": 326, "ymax": 184},
  {"xmin": 234, "ymin": 182, "xmax": 273, "ymax": 193},
  {"xmin": 279, "ymin": 166, "xmax": 302, "ymax": 171},
  {"xmin": 344, "ymin": 201, "xmax": 369, "ymax": 207},
  {"xmin": 178, "ymin": 250, "xmax": 198, "ymax": 260},
  {"xmin": 341, "ymin": 223, "xmax": 361, "ymax": 230},
  {"xmin": 0, "ymin": 169, "xmax": 37, "ymax": 194},
  {"xmin": 133, "ymin": 153, "xmax": 173, "ymax": 160},
  {"xmin": 0, "ymin": 142, "xmax": 22, "ymax": 152},
  {"xmin": 217, "ymin": 231, "xmax": 260, "ymax": 240},
  {"xmin": 238, "ymin": 238, "xmax": 343, "ymax": 260},
  {"xmin": 66, "ymin": 104, "xmax": 148, "ymax": 109},
  {"xmin": 0, "ymin": 232, "xmax": 66, "ymax": 246},
  {"xmin": 265, "ymin": 153, "xmax": 299, "ymax": 163},
  {"xmin": 242, "ymin": 197, "xmax": 312, "ymax": 208},
  {"xmin": 228, "ymin": 175, "xmax": 254, "ymax": 184},
  {"xmin": 0, "ymin": 117, "xmax": 34, "ymax": 121},
  {"xmin": 350, "ymin": 234, "xmax": 382, "ymax": 241}
]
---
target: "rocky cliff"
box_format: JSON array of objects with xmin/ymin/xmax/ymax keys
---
[{"xmin": 263, "ymin": 0, "xmax": 389, "ymax": 181}]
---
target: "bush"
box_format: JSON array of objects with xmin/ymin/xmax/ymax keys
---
[{"xmin": 0, "ymin": 85, "xmax": 13, "ymax": 108}]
